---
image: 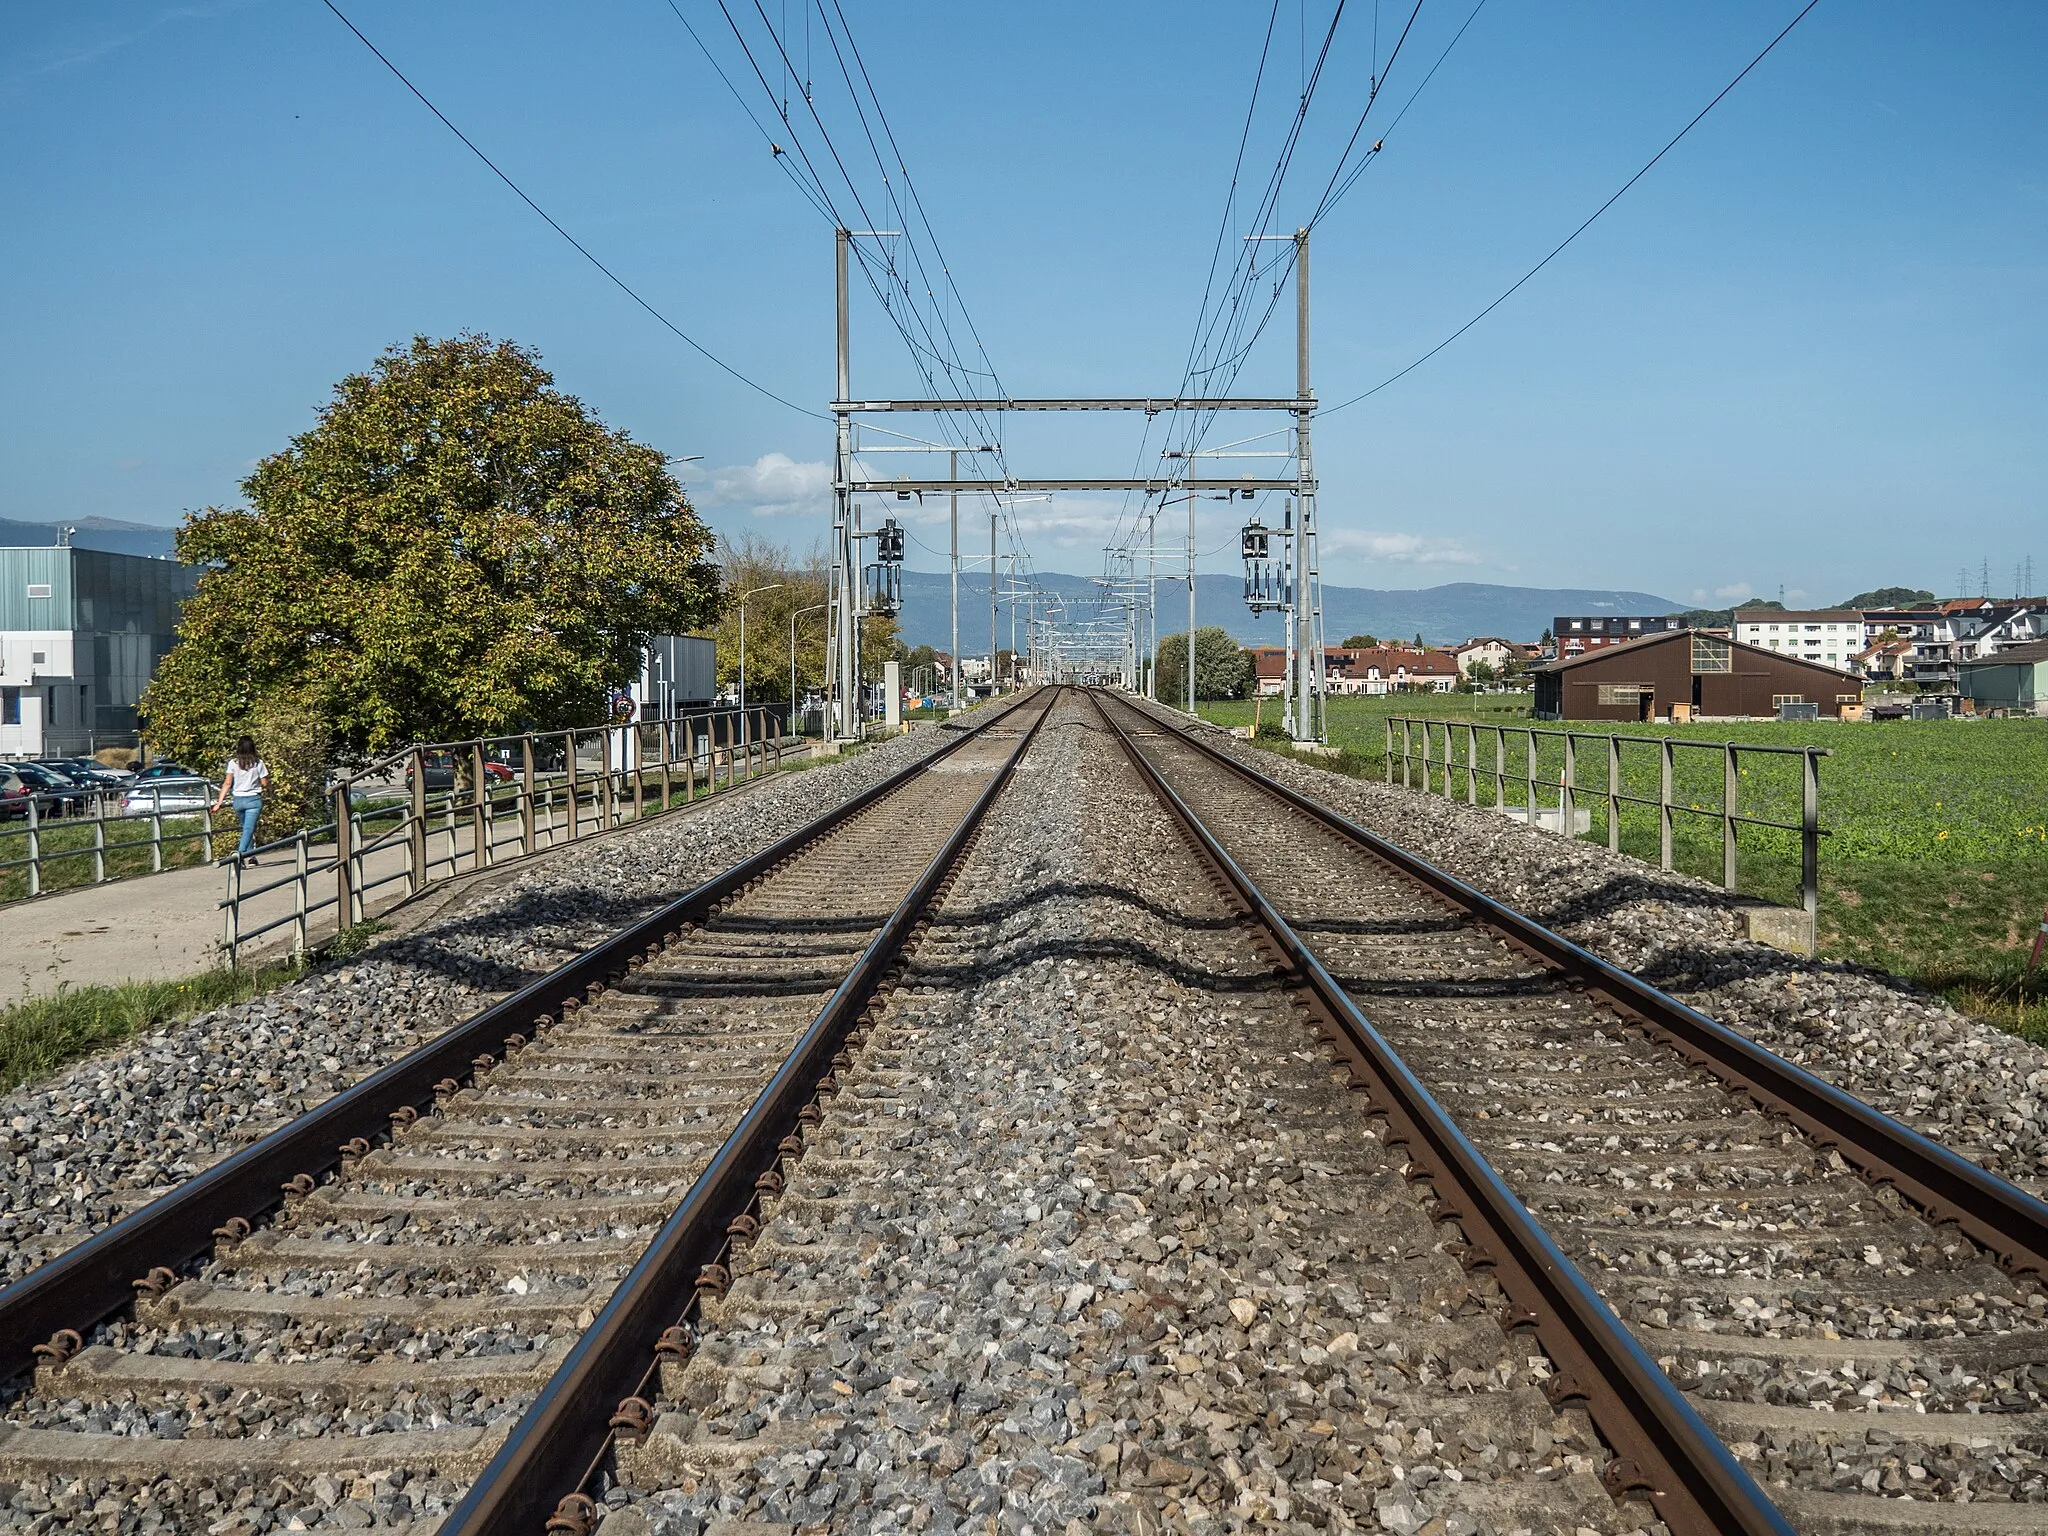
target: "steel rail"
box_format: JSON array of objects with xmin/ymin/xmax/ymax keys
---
[
  {"xmin": 438, "ymin": 686, "xmax": 1060, "ymax": 1536},
  {"xmin": 1129, "ymin": 697, "xmax": 2048, "ymax": 1281},
  {"xmin": 1088, "ymin": 690, "xmax": 1791, "ymax": 1536},
  {"xmin": 0, "ymin": 688, "xmax": 1048, "ymax": 1385}
]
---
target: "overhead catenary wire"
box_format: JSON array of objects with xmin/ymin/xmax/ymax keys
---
[
  {"xmin": 1324, "ymin": 0, "xmax": 1824, "ymax": 416},
  {"xmin": 318, "ymin": 0, "xmax": 827, "ymax": 422}
]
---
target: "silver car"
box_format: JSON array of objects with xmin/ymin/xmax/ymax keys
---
[{"xmin": 120, "ymin": 776, "xmax": 215, "ymax": 818}]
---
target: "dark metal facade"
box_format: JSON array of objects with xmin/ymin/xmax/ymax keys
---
[{"xmin": 1532, "ymin": 630, "xmax": 1862, "ymax": 721}]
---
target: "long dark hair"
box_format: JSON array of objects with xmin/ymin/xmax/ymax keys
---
[{"xmin": 233, "ymin": 735, "xmax": 257, "ymax": 768}]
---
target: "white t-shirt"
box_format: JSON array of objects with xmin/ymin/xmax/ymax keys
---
[{"xmin": 225, "ymin": 758, "xmax": 269, "ymax": 797}]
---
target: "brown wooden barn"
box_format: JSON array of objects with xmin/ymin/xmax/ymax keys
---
[{"xmin": 1531, "ymin": 629, "xmax": 1863, "ymax": 721}]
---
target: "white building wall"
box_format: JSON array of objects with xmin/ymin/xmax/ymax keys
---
[
  {"xmin": 1736, "ymin": 617, "xmax": 1864, "ymax": 670},
  {"xmin": 0, "ymin": 630, "xmax": 78, "ymax": 756}
]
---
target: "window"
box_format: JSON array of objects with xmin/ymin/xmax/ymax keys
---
[
  {"xmin": 1772, "ymin": 694, "xmax": 1806, "ymax": 707},
  {"xmin": 1597, "ymin": 684, "xmax": 1651, "ymax": 705},
  {"xmin": 1690, "ymin": 635, "xmax": 1731, "ymax": 674},
  {"xmin": 1, "ymin": 688, "xmax": 17, "ymax": 726},
  {"xmin": 25, "ymin": 584, "xmax": 50, "ymax": 599},
  {"xmin": 1569, "ymin": 620, "xmax": 1583, "ymax": 631},
  {"xmin": 30, "ymin": 651, "xmax": 45, "ymax": 666},
  {"xmin": 1835, "ymin": 694, "xmax": 1859, "ymax": 703}
]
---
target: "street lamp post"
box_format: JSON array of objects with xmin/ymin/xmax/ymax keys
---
[
  {"xmin": 735, "ymin": 583, "xmax": 786, "ymax": 721},
  {"xmin": 789, "ymin": 601, "xmax": 827, "ymax": 736}
]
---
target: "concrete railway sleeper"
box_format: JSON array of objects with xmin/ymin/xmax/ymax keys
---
[
  {"xmin": 1097, "ymin": 689, "xmax": 2048, "ymax": 1535},
  {"xmin": 596, "ymin": 690, "xmax": 1679, "ymax": 1536},
  {"xmin": 0, "ymin": 689, "xmax": 1058, "ymax": 1534}
]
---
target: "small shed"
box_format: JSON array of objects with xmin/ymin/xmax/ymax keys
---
[
  {"xmin": 1532, "ymin": 629, "xmax": 1862, "ymax": 721},
  {"xmin": 1958, "ymin": 639, "xmax": 2048, "ymax": 715}
]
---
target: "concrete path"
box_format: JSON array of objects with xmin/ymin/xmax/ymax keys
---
[{"xmin": 0, "ymin": 758, "xmax": 791, "ymax": 1008}]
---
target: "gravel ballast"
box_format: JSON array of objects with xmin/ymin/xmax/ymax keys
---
[
  {"xmin": 614, "ymin": 697, "xmax": 1650, "ymax": 1536},
  {"xmin": 1157, "ymin": 707, "xmax": 2048, "ymax": 1186},
  {"xmin": 0, "ymin": 724, "xmax": 970, "ymax": 1288}
]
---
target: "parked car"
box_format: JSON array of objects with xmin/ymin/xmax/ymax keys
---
[
  {"xmin": 40, "ymin": 756, "xmax": 134, "ymax": 787},
  {"xmin": 7, "ymin": 762, "xmax": 90, "ymax": 816},
  {"xmin": 132, "ymin": 761, "xmax": 202, "ymax": 783},
  {"xmin": 120, "ymin": 776, "xmax": 215, "ymax": 818},
  {"xmin": 404, "ymin": 753, "xmax": 517, "ymax": 791},
  {"xmin": 0, "ymin": 770, "xmax": 34, "ymax": 821}
]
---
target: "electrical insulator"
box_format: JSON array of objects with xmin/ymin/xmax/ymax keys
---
[{"xmin": 1242, "ymin": 516, "xmax": 1286, "ymax": 613}]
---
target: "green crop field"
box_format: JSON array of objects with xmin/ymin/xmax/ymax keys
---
[{"xmin": 1197, "ymin": 694, "xmax": 2048, "ymax": 1041}]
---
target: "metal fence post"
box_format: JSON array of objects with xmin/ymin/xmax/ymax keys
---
[
  {"xmin": 1383, "ymin": 718, "xmax": 1394, "ymax": 783},
  {"xmin": 1722, "ymin": 743, "xmax": 1740, "ymax": 893},
  {"xmin": 471, "ymin": 741, "xmax": 489, "ymax": 870},
  {"xmin": 24, "ymin": 797, "xmax": 39, "ymax": 899},
  {"xmin": 1466, "ymin": 722, "xmax": 1479, "ymax": 805},
  {"xmin": 1659, "ymin": 739, "xmax": 1675, "ymax": 872},
  {"xmin": 333, "ymin": 783, "xmax": 353, "ymax": 933},
  {"xmin": 1525, "ymin": 728, "xmax": 1538, "ymax": 825},
  {"xmin": 1562, "ymin": 734, "xmax": 1577, "ymax": 840},
  {"xmin": 350, "ymin": 808, "xmax": 366, "ymax": 925},
  {"xmin": 149, "ymin": 804, "xmax": 163, "ymax": 874},
  {"xmin": 566, "ymin": 731, "xmax": 581, "ymax": 842},
  {"xmin": 1493, "ymin": 725, "xmax": 1506, "ymax": 808},
  {"xmin": 91, "ymin": 794, "xmax": 107, "ymax": 884},
  {"xmin": 1607, "ymin": 734, "xmax": 1622, "ymax": 853},
  {"xmin": 1401, "ymin": 719, "xmax": 1413, "ymax": 789},
  {"xmin": 224, "ymin": 857, "xmax": 242, "ymax": 966},
  {"xmin": 1802, "ymin": 749, "xmax": 1821, "ymax": 956},
  {"xmin": 293, "ymin": 828, "xmax": 309, "ymax": 956},
  {"xmin": 408, "ymin": 747, "xmax": 426, "ymax": 896},
  {"xmin": 521, "ymin": 737, "xmax": 536, "ymax": 856}
]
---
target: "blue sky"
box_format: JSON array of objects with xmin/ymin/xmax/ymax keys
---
[{"xmin": 2, "ymin": 1, "xmax": 2042, "ymax": 608}]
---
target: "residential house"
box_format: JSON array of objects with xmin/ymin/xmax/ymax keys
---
[
  {"xmin": 1453, "ymin": 637, "xmax": 1518, "ymax": 679},
  {"xmin": 1250, "ymin": 645, "xmax": 1459, "ymax": 697},
  {"xmin": 1732, "ymin": 609, "xmax": 1865, "ymax": 670}
]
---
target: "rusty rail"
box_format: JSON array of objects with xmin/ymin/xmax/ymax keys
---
[{"xmin": 1091, "ymin": 690, "xmax": 1792, "ymax": 1536}]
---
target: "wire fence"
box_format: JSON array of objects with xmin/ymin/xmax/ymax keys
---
[
  {"xmin": 1387, "ymin": 717, "xmax": 1827, "ymax": 947},
  {"xmin": 219, "ymin": 706, "xmax": 797, "ymax": 964}
]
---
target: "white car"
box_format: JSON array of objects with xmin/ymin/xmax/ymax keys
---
[{"xmin": 120, "ymin": 777, "xmax": 215, "ymax": 818}]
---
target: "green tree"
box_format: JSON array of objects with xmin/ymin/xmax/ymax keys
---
[
  {"xmin": 709, "ymin": 533, "xmax": 830, "ymax": 703},
  {"xmin": 1340, "ymin": 633, "xmax": 1379, "ymax": 648},
  {"xmin": 1156, "ymin": 627, "xmax": 1254, "ymax": 702},
  {"xmin": 144, "ymin": 335, "xmax": 719, "ymax": 768},
  {"xmin": 1840, "ymin": 586, "xmax": 1937, "ymax": 609}
]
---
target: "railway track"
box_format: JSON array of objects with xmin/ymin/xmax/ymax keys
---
[
  {"xmin": 1093, "ymin": 688, "xmax": 2048, "ymax": 1535},
  {"xmin": 0, "ymin": 688, "xmax": 1057, "ymax": 1535}
]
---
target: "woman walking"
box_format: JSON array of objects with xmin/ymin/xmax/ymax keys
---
[{"xmin": 213, "ymin": 735, "xmax": 270, "ymax": 864}]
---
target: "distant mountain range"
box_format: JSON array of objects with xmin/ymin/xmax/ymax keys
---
[
  {"xmin": 895, "ymin": 570, "xmax": 1683, "ymax": 651},
  {"xmin": 0, "ymin": 516, "xmax": 180, "ymax": 559}
]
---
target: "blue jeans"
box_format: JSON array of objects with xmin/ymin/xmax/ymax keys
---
[{"xmin": 232, "ymin": 794, "xmax": 262, "ymax": 857}]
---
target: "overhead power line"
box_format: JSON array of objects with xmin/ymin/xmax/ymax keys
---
[
  {"xmin": 1324, "ymin": 0, "xmax": 1823, "ymax": 416},
  {"xmin": 318, "ymin": 0, "xmax": 826, "ymax": 421}
]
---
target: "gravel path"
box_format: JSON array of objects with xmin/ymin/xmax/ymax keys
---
[
  {"xmin": 611, "ymin": 697, "xmax": 1651, "ymax": 1536},
  {"xmin": 0, "ymin": 726, "xmax": 966, "ymax": 1289},
  {"xmin": 1153, "ymin": 706, "xmax": 2048, "ymax": 1186}
]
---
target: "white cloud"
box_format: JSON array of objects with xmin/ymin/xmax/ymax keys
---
[
  {"xmin": 1321, "ymin": 528, "xmax": 1482, "ymax": 567},
  {"xmin": 1712, "ymin": 582, "xmax": 1754, "ymax": 600},
  {"xmin": 691, "ymin": 454, "xmax": 832, "ymax": 520}
]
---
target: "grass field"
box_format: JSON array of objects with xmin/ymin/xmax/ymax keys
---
[
  {"xmin": 1197, "ymin": 693, "xmax": 2048, "ymax": 1041},
  {"xmin": 0, "ymin": 810, "xmax": 222, "ymax": 903}
]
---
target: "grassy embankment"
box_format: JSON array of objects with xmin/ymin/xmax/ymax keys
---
[{"xmin": 1198, "ymin": 694, "xmax": 2048, "ymax": 1042}]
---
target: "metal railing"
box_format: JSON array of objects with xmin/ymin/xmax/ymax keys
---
[
  {"xmin": 219, "ymin": 705, "xmax": 797, "ymax": 963},
  {"xmin": 1386, "ymin": 717, "xmax": 1827, "ymax": 944},
  {"xmin": 1, "ymin": 786, "xmax": 219, "ymax": 904}
]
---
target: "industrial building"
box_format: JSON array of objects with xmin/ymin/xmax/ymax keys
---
[
  {"xmin": 1, "ymin": 545, "xmax": 197, "ymax": 757},
  {"xmin": 1550, "ymin": 614, "xmax": 1694, "ymax": 657},
  {"xmin": 1532, "ymin": 629, "xmax": 1862, "ymax": 721},
  {"xmin": 1958, "ymin": 639, "xmax": 2048, "ymax": 715}
]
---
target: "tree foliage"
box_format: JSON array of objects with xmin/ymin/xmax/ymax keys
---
[
  {"xmin": 143, "ymin": 335, "xmax": 719, "ymax": 766},
  {"xmin": 1340, "ymin": 633, "xmax": 1379, "ymax": 648},
  {"xmin": 706, "ymin": 532, "xmax": 899, "ymax": 702},
  {"xmin": 1840, "ymin": 586, "xmax": 1937, "ymax": 609},
  {"xmin": 1155, "ymin": 627, "xmax": 1255, "ymax": 702}
]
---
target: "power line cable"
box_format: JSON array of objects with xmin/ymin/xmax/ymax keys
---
[
  {"xmin": 1324, "ymin": 0, "xmax": 1822, "ymax": 416},
  {"xmin": 319, "ymin": 0, "xmax": 827, "ymax": 421}
]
